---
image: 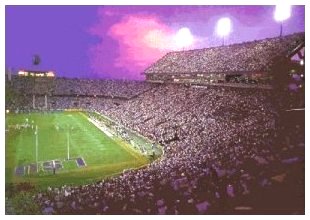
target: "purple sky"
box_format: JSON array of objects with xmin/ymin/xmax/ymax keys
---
[{"xmin": 6, "ymin": 5, "xmax": 305, "ymax": 80}]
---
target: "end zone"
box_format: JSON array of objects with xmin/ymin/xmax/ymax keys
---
[{"xmin": 76, "ymin": 157, "xmax": 87, "ymax": 167}]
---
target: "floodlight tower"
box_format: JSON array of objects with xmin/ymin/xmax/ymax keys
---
[
  {"xmin": 174, "ymin": 27, "xmax": 194, "ymax": 51},
  {"xmin": 274, "ymin": 5, "xmax": 292, "ymax": 37},
  {"xmin": 216, "ymin": 17, "xmax": 232, "ymax": 46}
]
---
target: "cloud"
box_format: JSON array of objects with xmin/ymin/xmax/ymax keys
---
[
  {"xmin": 107, "ymin": 15, "xmax": 175, "ymax": 71},
  {"xmin": 88, "ymin": 11, "xmax": 202, "ymax": 79}
]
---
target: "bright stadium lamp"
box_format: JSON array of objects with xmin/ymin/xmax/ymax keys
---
[
  {"xmin": 216, "ymin": 17, "xmax": 232, "ymax": 46},
  {"xmin": 300, "ymin": 59, "xmax": 304, "ymax": 66},
  {"xmin": 174, "ymin": 27, "xmax": 194, "ymax": 50},
  {"xmin": 274, "ymin": 5, "xmax": 292, "ymax": 36}
]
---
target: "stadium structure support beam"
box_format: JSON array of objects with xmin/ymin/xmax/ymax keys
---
[
  {"xmin": 33, "ymin": 94, "xmax": 36, "ymax": 109},
  {"xmin": 45, "ymin": 95, "xmax": 47, "ymax": 109}
]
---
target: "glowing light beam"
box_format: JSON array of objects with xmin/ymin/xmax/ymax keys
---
[
  {"xmin": 216, "ymin": 17, "xmax": 232, "ymax": 37},
  {"xmin": 274, "ymin": 5, "xmax": 292, "ymax": 36},
  {"xmin": 274, "ymin": 5, "xmax": 291, "ymax": 22},
  {"xmin": 216, "ymin": 17, "xmax": 232, "ymax": 46},
  {"xmin": 174, "ymin": 27, "xmax": 194, "ymax": 50}
]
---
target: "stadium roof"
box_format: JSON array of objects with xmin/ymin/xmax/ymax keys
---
[{"xmin": 144, "ymin": 32, "xmax": 304, "ymax": 75}]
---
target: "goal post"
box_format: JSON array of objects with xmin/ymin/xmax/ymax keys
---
[
  {"xmin": 35, "ymin": 125, "xmax": 38, "ymax": 172},
  {"xmin": 67, "ymin": 128, "xmax": 70, "ymax": 160},
  {"xmin": 67, "ymin": 126, "xmax": 74, "ymax": 160}
]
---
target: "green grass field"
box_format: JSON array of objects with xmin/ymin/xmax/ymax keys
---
[{"xmin": 5, "ymin": 111, "xmax": 149, "ymax": 188}]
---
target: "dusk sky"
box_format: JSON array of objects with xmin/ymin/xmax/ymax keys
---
[{"xmin": 5, "ymin": 5, "xmax": 305, "ymax": 80}]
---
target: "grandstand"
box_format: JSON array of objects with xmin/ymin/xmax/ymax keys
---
[
  {"xmin": 144, "ymin": 32, "xmax": 304, "ymax": 87},
  {"xmin": 5, "ymin": 33, "xmax": 305, "ymax": 214}
]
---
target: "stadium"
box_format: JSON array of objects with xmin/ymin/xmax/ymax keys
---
[{"xmin": 5, "ymin": 6, "xmax": 305, "ymax": 215}]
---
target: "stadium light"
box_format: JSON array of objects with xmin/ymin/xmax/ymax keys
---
[
  {"xmin": 216, "ymin": 17, "xmax": 232, "ymax": 46},
  {"xmin": 174, "ymin": 27, "xmax": 194, "ymax": 50},
  {"xmin": 274, "ymin": 5, "xmax": 292, "ymax": 37}
]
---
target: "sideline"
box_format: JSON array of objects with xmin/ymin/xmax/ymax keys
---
[
  {"xmin": 79, "ymin": 112, "xmax": 146, "ymax": 162},
  {"xmin": 87, "ymin": 117, "xmax": 113, "ymax": 137}
]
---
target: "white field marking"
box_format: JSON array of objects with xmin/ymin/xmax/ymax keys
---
[{"xmin": 87, "ymin": 117, "xmax": 113, "ymax": 137}]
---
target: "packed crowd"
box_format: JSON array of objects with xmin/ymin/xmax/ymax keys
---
[
  {"xmin": 52, "ymin": 78, "xmax": 153, "ymax": 98},
  {"xmin": 32, "ymin": 84, "xmax": 304, "ymax": 214},
  {"xmin": 144, "ymin": 32, "xmax": 304, "ymax": 75},
  {"xmin": 6, "ymin": 32, "xmax": 304, "ymax": 213},
  {"xmin": 8, "ymin": 75, "xmax": 154, "ymax": 99}
]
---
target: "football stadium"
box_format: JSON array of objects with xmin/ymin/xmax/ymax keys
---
[{"xmin": 5, "ymin": 5, "xmax": 305, "ymax": 215}]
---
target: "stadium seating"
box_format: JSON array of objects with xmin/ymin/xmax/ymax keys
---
[
  {"xmin": 30, "ymin": 84, "xmax": 304, "ymax": 214},
  {"xmin": 144, "ymin": 32, "xmax": 304, "ymax": 75},
  {"xmin": 6, "ymin": 33, "xmax": 304, "ymax": 214}
]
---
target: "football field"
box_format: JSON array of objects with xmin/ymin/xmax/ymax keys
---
[{"xmin": 5, "ymin": 111, "xmax": 149, "ymax": 188}]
